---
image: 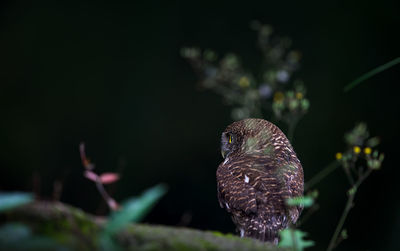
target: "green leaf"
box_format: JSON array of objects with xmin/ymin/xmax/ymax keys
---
[
  {"xmin": 204, "ymin": 49, "xmax": 217, "ymax": 61},
  {"xmin": 286, "ymin": 196, "xmax": 314, "ymax": 208},
  {"xmin": 341, "ymin": 229, "xmax": 348, "ymax": 240},
  {"xmin": 279, "ymin": 229, "xmax": 314, "ymax": 251},
  {"xmin": 0, "ymin": 223, "xmax": 32, "ymax": 244},
  {"xmin": 180, "ymin": 47, "xmax": 200, "ymax": 59},
  {"xmin": 99, "ymin": 234, "xmax": 123, "ymax": 251},
  {"xmin": 0, "ymin": 192, "xmax": 34, "ymax": 212},
  {"xmin": 104, "ymin": 184, "xmax": 167, "ymax": 235},
  {"xmin": 366, "ymin": 137, "xmax": 380, "ymax": 148},
  {"xmin": 348, "ymin": 186, "xmax": 357, "ymax": 196},
  {"xmin": 0, "ymin": 223, "xmax": 66, "ymax": 250}
]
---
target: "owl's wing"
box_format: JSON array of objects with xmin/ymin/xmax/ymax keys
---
[
  {"xmin": 282, "ymin": 162, "xmax": 304, "ymax": 223},
  {"xmin": 245, "ymin": 158, "xmax": 304, "ymax": 223},
  {"xmin": 217, "ymin": 161, "xmax": 258, "ymax": 215}
]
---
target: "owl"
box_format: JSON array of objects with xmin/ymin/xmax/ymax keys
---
[{"xmin": 216, "ymin": 118, "xmax": 304, "ymax": 244}]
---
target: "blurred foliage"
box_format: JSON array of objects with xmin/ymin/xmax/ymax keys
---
[
  {"xmin": 278, "ymin": 229, "xmax": 314, "ymax": 251},
  {"xmin": 181, "ymin": 22, "xmax": 309, "ymax": 137},
  {"xmin": 100, "ymin": 183, "xmax": 168, "ymax": 250},
  {"xmin": 325, "ymin": 123, "xmax": 384, "ymax": 250},
  {"xmin": 103, "ymin": 184, "xmax": 168, "ymax": 235},
  {"xmin": 337, "ymin": 123, "xmax": 384, "ymax": 172},
  {"xmin": 184, "ymin": 22, "xmax": 386, "ymax": 250},
  {"xmin": 100, "ymin": 184, "xmax": 167, "ymax": 250},
  {"xmin": 294, "ymin": 123, "xmax": 384, "ymax": 250},
  {"xmin": 0, "ymin": 192, "xmax": 59, "ymax": 249},
  {"xmin": 1, "ymin": 202, "xmax": 279, "ymax": 251},
  {"xmin": 0, "ymin": 223, "xmax": 67, "ymax": 251},
  {"xmin": 0, "ymin": 192, "xmax": 33, "ymax": 212},
  {"xmin": 286, "ymin": 195, "xmax": 315, "ymax": 208},
  {"xmin": 0, "ymin": 15, "xmax": 390, "ymax": 250},
  {"xmin": 0, "ymin": 184, "xmax": 167, "ymax": 250}
]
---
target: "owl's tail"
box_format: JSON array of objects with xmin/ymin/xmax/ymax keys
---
[
  {"xmin": 242, "ymin": 226, "xmax": 279, "ymax": 244},
  {"xmin": 240, "ymin": 215, "xmax": 288, "ymax": 244}
]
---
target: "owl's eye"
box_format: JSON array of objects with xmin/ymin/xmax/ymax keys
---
[{"xmin": 228, "ymin": 135, "xmax": 232, "ymax": 144}]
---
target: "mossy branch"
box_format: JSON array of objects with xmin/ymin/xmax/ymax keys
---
[{"xmin": 4, "ymin": 201, "xmax": 283, "ymax": 251}]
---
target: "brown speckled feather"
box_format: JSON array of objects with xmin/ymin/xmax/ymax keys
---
[{"xmin": 217, "ymin": 118, "xmax": 304, "ymax": 243}]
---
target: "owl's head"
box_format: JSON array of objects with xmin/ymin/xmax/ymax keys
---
[
  {"xmin": 220, "ymin": 130, "xmax": 240, "ymax": 159},
  {"xmin": 220, "ymin": 118, "xmax": 290, "ymax": 159},
  {"xmin": 221, "ymin": 119, "xmax": 279, "ymax": 158}
]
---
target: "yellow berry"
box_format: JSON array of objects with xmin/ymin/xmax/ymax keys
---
[
  {"xmin": 335, "ymin": 152, "xmax": 343, "ymax": 160},
  {"xmin": 295, "ymin": 92, "xmax": 303, "ymax": 99},
  {"xmin": 353, "ymin": 146, "xmax": 361, "ymax": 154},
  {"xmin": 238, "ymin": 76, "xmax": 250, "ymax": 88},
  {"xmin": 273, "ymin": 91, "xmax": 284, "ymax": 103},
  {"xmin": 364, "ymin": 147, "xmax": 372, "ymax": 155}
]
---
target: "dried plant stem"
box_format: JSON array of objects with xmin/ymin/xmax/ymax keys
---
[
  {"xmin": 94, "ymin": 177, "xmax": 118, "ymax": 211},
  {"xmin": 305, "ymin": 161, "xmax": 339, "ymax": 191},
  {"xmin": 342, "ymin": 165, "xmax": 355, "ymax": 186},
  {"xmin": 79, "ymin": 142, "xmax": 119, "ymax": 211},
  {"xmin": 344, "ymin": 57, "xmax": 400, "ymax": 92},
  {"xmin": 326, "ymin": 168, "xmax": 372, "ymax": 251},
  {"xmin": 287, "ymin": 117, "xmax": 299, "ymax": 142},
  {"xmin": 296, "ymin": 203, "xmax": 319, "ymax": 227},
  {"xmin": 326, "ymin": 189, "xmax": 354, "ymax": 251}
]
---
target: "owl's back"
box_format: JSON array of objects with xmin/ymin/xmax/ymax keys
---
[{"xmin": 217, "ymin": 154, "xmax": 303, "ymax": 243}]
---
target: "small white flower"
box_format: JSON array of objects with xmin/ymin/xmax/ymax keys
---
[
  {"xmin": 259, "ymin": 84, "xmax": 272, "ymax": 98},
  {"xmin": 276, "ymin": 70, "xmax": 290, "ymax": 83}
]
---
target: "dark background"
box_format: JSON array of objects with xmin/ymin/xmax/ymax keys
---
[{"xmin": 1, "ymin": 0, "xmax": 399, "ymax": 250}]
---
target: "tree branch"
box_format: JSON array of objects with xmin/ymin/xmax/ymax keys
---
[{"xmin": 5, "ymin": 201, "xmax": 282, "ymax": 251}]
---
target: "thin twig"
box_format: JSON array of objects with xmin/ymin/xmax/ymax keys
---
[
  {"xmin": 342, "ymin": 164, "xmax": 355, "ymax": 186},
  {"xmin": 355, "ymin": 168, "xmax": 373, "ymax": 188},
  {"xmin": 333, "ymin": 234, "xmax": 346, "ymax": 250},
  {"xmin": 305, "ymin": 161, "xmax": 338, "ymax": 191},
  {"xmin": 326, "ymin": 190, "xmax": 354, "ymax": 251},
  {"xmin": 94, "ymin": 176, "xmax": 119, "ymax": 211},
  {"xmin": 80, "ymin": 142, "xmax": 119, "ymax": 211},
  {"xmin": 32, "ymin": 172, "xmax": 41, "ymax": 200},
  {"xmin": 296, "ymin": 203, "xmax": 320, "ymax": 227},
  {"xmin": 287, "ymin": 117, "xmax": 299, "ymax": 143},
  {"xmin": 326, "ymin": 168, "xmax": 373, "ymax": 251},
  {"xmin": 53, "ymin": 180, "xmax": 63, "ymax": 201},
  {"xmin": 344, "ymin": 57, "xmax": 400, "ymax": 92}
]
